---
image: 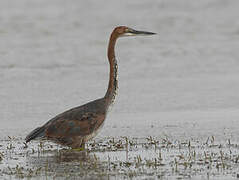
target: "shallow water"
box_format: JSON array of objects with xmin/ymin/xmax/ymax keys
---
[{"xmin": 0, "ymin": 0, "xmax": 239, "ymax": 179}]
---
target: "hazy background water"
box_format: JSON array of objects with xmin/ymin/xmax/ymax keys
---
[{"xmin": 0, "ymin": 0, "xmax": 239, "ymax": 140}]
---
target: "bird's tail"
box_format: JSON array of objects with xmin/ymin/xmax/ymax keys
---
[{"xmin": 25, "ymin": 126, "xmax": 45, "ymax": 143}]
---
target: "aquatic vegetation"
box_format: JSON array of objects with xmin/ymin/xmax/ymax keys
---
[
  {"xmin": 0, "ymin": 152, "xmax": 3, "ymax": 162},
  {"xmin": 0, "ymin": 135, "xmax": 239, "ymax": 179}
]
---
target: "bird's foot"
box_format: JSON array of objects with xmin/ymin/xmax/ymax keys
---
[
  {"xmin": 72, "ymin": 147, "xmax": 85, "ymax": 151},
  {"xmin": 72, "ymin": 144, "xmax": 85, "ymax": 151}
]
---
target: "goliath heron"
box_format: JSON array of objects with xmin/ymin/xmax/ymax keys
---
[{"xmin": 25, "ymin": 26, "xmax": 155, "ymax": 149}]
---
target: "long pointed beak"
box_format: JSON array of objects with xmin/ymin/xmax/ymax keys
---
[{"xmin": 129, "ymin": 29, "xmax": 156, "ymax": 36}]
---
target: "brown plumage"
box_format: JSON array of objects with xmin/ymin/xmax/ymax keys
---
[{"xmin": 25, "ymin": 26, "xmax": 155, "ymax": 149}]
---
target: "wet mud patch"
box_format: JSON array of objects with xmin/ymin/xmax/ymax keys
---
[{"xmin": 0, "ymin": 136, "xmax": 239, "ymax": 179}]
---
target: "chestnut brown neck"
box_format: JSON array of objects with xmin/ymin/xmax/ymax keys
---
[{"xmin": 104, "ymin": 31, "xmax": 119, "ymax": 109}]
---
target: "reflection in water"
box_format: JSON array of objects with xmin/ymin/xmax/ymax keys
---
[
  {"xmin": 26, "ymin": 149, "xmax": 108, "ymax": 178},
  {"xmin": 52, "ymin": 150, "xmax": 89, "ymax": 162}
]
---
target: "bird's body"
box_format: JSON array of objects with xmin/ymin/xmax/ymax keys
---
[
  {"xmin": 26, "ymin": 98, "xmax": 107, "ymax": 148},
  {"xmin": 25, "ymin": 26, "xmax": 155, "ymax": 149}
]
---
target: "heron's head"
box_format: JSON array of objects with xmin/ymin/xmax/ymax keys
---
[{"xmin": 113, "ymin": 26, "xmax": 156, "ymax": 38}]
